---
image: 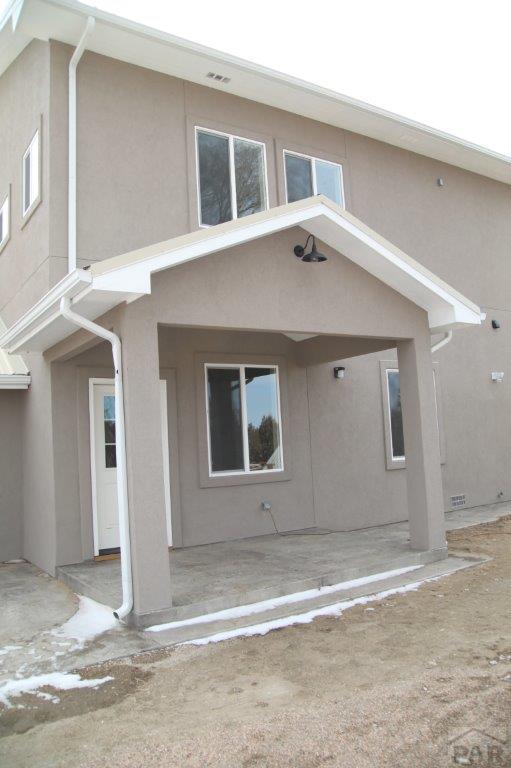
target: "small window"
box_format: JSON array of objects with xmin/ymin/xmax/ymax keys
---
[
  {"xmin": 22, "ymin": 129, "xmax": 40, "ymax": 217},
  {"xmin": 284, "ymin": 150, "xmax": 344, "ymax": 206},
  {"xmin": 386, "ymin": 370, "xmax": 405, "ymax": 460},
  {"xmin": 103, "ymin": 395, "xmax": 117, "ymax": 468},
  {"xmin": 206, "ymin": 364, "xmax": 283, "ymax": 475},
  {"xmin": 196, "ymin": 128, "xmax": 268, "ymax": 226},
  {"xmin": 0, "ymin": 193, "xmax": 9, "ymax": 251}
]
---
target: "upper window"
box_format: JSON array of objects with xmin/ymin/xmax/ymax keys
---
[
  {"xmin": 284, "ymin": 150, "xmax": 344, "ymax": 206},
  {"xmin": 0, "ymin": 193, "xmax": 9, "ymax": 252},
  {"xmin": 206, "ymin": 364, "xmax": 283, "ymax": 476},
  {"xmin": 22, "ymin": 129, "xmax": 40, "ymax": 218},
  {"xmin": 196, "ymin": 128, "xmax": 268, "ymax": 226}
]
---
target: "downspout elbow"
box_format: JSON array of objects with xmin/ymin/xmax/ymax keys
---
[{"xmin": 431, "ymin": 330, "xmax": 452, "ymax": 354}]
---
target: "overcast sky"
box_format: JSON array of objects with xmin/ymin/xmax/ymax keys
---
[{"xmin": 4, "ymin": 0, "xmax": 510, "ymax": 156}]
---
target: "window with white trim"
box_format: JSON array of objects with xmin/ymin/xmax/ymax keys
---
[
  {"xmin": 206, "ymin": 364, "xmax": 283, "ymax": 475},
  {"xmin": 196, "ymin": 128, "xmax": 268, "ymax": 226},
  {"xmin": 284, "ymin": 150, "xmax": 344, "ymax": 206},
  {"xmin": 22, "ymin": 130, "xmax": 40, "ymax": 217},
  {"xmin": 0, "ymin": 193, "xmax": 9, "ymax": 250}
]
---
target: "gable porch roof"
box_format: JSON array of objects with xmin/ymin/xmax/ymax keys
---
[{"xmin": 0, "ymin": 196, "xmax": 483, "ymax": 355}]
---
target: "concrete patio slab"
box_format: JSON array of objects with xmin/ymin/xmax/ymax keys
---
[
  {"xmin": 58, "ymin": 521, "xmax": 444, "ymax": 625},
  {"xmin": 56, "ymin": 501, "xmax": 511, "ymax": 625}
]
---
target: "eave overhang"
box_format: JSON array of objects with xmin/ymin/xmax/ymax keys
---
[
  {"xmin": 0, "ymin": 314, "xmax": 31, "ymax": 388},
  {"xmin": 0, "ymin": 197, "xmax": 482, "ymax": 356},
  {"xmin": 1, "ymin": 0, "xmax": 511, "ymax": 185}
]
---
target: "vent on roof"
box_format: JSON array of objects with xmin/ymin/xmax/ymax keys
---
[
  {"xmin": 450, "ymin": 494, "xmax": 466, "ymax": 509},
  {"xmin": 206, "ymin": 71, "xmax": 231, "ymax": 84}
]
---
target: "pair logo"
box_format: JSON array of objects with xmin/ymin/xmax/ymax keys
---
[{"xmin": 448, "ymin": 729, "xmax": 509, "ymax": 766}]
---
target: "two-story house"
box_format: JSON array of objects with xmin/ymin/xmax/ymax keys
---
[{"xmin": 0, "ymin": 0, "xmax": 508, "ymax": 627}]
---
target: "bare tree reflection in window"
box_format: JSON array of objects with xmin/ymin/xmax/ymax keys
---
[
  {"xmin": 234, "ymin": 139, "xmax": 266, "ymax": 218},
  {"xmin": 198, "ymin": 131, "xmax": 232, "ymax": 225}
]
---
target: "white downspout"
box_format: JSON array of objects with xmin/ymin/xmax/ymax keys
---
[
  {"xmin": 60, "ymin": 297, "xmax": 133, "ymax": 620},
  {"xmin": 431, "ymin": 330, "xmax": 452, "ymax": 353},
  {"xmin": 65, "ymin": 17, "xmax": 133, "ymax": 620},
  {"xmin": 68, "ymin": 16, "xmax": 95, "ymax": 273}
]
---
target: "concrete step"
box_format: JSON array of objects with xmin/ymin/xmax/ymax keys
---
[{"xmin": 143, "ymin": 552, "xmax": 487, "ymax": 647}]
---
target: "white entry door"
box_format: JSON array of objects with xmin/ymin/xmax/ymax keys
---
[{"xmin": 90, "ymin": 379, "xmax": 172, "ymax": 555}]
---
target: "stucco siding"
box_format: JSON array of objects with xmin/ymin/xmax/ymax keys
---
[
  {"xmin": 0, "ymin": 40, "xmax": 51, "ymax": 325},
  {"xmin": 0, "ymin": 391, "xmax": 23, "ymax": 561}
]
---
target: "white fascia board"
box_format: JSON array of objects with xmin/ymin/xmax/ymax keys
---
[
  {"xmin": 91, "ymin": 204, "xmax": 326, "ymax": 292},
  {"xmin": 0, "ymin": 269, "xmax": 91, "ymax": 353},
  {"xmin": 307, "ymin": 207, "xmax": 482, "ymax": 329},
  {"xmin": 0, "ymin": 373, "xmax": 31, "ymax": 389}
]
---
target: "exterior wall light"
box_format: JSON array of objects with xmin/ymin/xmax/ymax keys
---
[
  {"xmin": 491, "ymin": 319, "xmax": 501, "ymax": 329},
  {"xmin": 334, "ymin": 366, "xmax": 346, "ymax": 380},
  {"xmin": 294, "ymin": 235, "xmax": 327, "ymax": 263}
]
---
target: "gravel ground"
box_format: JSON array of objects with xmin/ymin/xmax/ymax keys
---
[{"xmin": 1, "ymin": 516, "xmax": 510, "ymax": 767}]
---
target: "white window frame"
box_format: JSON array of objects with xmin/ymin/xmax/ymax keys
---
[
  {"xmin": 0, "ymin": 190, "xmax": 10, "ymax": 254},
  {"xmin": 204, "ymin": 362, "xmax": 284, "ymax": 477},
  {"xmin": 22, "ymin": 128, "xmax": 41, "ymax": 222},
  {"xmin": 195, "ymin": 126, "xmax": 269, "ymax": 228},
  {"xmin": 283, "ymin": 149, "xmax": 345, "ymax": 207}
]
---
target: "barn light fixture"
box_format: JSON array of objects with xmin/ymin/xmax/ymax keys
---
[{"xmin": 293, "ymin": 235, "xmax": 327, "ymax": 263}]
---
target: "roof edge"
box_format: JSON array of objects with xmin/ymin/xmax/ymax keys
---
[{"xmin": 3, "ymin": 0, "xmax": 510, "ymax": 185}]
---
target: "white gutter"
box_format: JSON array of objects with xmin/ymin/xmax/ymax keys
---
[
  {"xmin": 431, "ymin": 330, "xmax": 453, "ymax": 353},
  {"xmin": 68, "ymin": 15, "xmax": 95, "ymax": 273},
  {"xmin": 60, "ymin": 297, "xmax": 133, "ymax": 620}
]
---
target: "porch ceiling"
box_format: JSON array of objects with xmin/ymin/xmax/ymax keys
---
[{"xmin": 0, "ymin": 197, "xmax": 482, "ymax": 355}]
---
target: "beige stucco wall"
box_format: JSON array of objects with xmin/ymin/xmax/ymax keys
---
[
  {"xmin": 0, "ymin": 391, "xmax": 23, "ymax": 561},
  {"xmin": 0, "ymin": 41, "xmax": 51, "ymax": 325}
]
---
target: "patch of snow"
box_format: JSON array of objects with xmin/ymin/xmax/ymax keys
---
[
  {"xmin": 51, "ymin": 596, "xmax": 119, "ymax": 650},
  {"xmin": 147, "ymin": 565, "xmax": 423, "ymax": 632},
  {"xmin": 0, "ymin": 671, "xmax": 113, "ymax": 708},
  {"xmin": 183, "ymin": 578, "xmax": 437, "ymax": 646},
  {"xmin": 0, "ymin": 645, "xmax": 22, "ymax": 657}
]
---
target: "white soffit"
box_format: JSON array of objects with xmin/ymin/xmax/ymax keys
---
[{"xmin": 2, "ymin": 0, "xmax": 511, "ymax": 185}]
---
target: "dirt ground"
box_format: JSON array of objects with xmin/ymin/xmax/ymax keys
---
[{"xmin": 1, "ymin": 516, "xmax": 510, "ymax": 768}]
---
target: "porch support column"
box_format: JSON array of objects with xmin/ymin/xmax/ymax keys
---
[
  {"xmin": 397, "ymin": 332, "xmax": 446, "ymax": 552},
  {"xmin": 119, "ymin": 312, "xmax": 172, "ymax": 620}
]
